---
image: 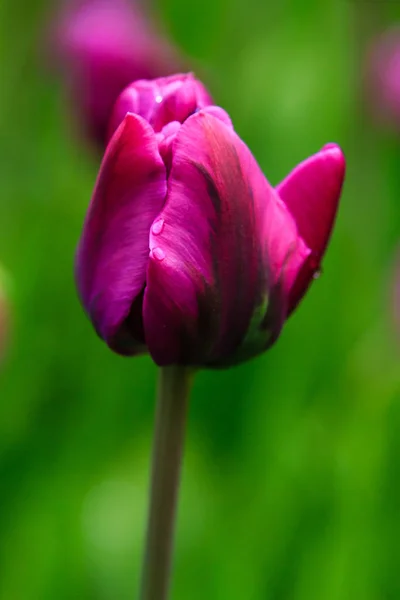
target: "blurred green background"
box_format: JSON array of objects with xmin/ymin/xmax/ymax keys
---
[{"xmin": 1, "ymin": 0, "xmax": 400, "ymax": 598}]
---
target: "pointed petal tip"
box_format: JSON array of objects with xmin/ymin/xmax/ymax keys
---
[
  {"xmin": 277, "ymin": 142, "xmax": 346, "ymax": 316},
  {"xmin": 107, "ymin": 85, "xmax": 140, "ymax": 141},
  {"xmin": 321, "ymin": 142, "xmax": 341, "ymax": 152},
  {"xmin": 319, "ymin": 144, "xmax": 346, "ymax": 185}
]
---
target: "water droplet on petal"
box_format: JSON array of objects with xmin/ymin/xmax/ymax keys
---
[
  {"xmin": 309, "ymin": 255, "xmax": 322, "ymax": 279},
  {"xmin": 152, "ymin": 219, "xmax": 164, "ymax": 235},
  {"xmin": 313, "ymin": 268, "xmax": 322, "ymax": 280},
  {"xmin": 155, "ymin": 95, "xmax": 163, "ymax": 104},
  {"xmin": 151, "ymin": 247, "xmax": 165, "ymax": 261}
]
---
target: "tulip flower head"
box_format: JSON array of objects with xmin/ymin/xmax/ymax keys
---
[
  {"xmin": 54, "ymin": 0, "xmax": 182, "ymax": 146},
  {"xmin": 75, "ymin": 74, "xmax": 346, "ymax": 368}
]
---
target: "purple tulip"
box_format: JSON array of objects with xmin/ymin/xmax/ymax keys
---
[
  {"xmin": 54, "ymin": 0, "xmax": 182, "ymax": 146},
  {"xmin": 75, "ymin": 74, "xmax": 346, "ymax": 367}
]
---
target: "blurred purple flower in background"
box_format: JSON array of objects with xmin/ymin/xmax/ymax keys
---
[
  {"xmin": 365, "ymin": 27, "xmax": 400, "ymax": 131},
  {"xmin": 392, "ymin": 249, "xmax": 400, "ymax": 339},
  {"xmin": 0, "ymin": 268, "xmax": 11, "ymax": 367},
  {"xmin": 75, "ymin": 74, "xmax": 346, "ymax": 368},
  {"xmin": 53, "ymin": 0, "xmax": 183, "ymax": 146}
]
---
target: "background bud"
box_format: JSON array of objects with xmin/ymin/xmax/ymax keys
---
[
  {"xmin": 364, "ymin": 27, "xmax": 400, "ymax": 131},
  {"xmin": 50, "ymin": 0, "xmax": 184, "ymax": 146}
]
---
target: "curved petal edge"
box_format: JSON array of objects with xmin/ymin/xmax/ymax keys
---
[
  {"xmin": 143, "ymin": 112, "xmax": 309, "ymax": 367},
  {"xmin": 276, "ymin": 144, "xmax": 346, "ymax": 314},
  {"xmin": 75, "ymin": 113, "xmax": 167, "ymax": 354}
]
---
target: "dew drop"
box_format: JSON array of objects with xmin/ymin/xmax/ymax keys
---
[
  {"xmin": 313, "ymin": 268, "xmax": 322, "ymax": 280},
  {"xmin": 155, "ymin": 94, "xmax": 163, "ymax": 104},
  {"xmin": 151, "ymin": 247, "xmax": 165, "ymax": 261},
  {"xmin": 152, "ymin": 219, "xmax": 164, "ymax": 235}
]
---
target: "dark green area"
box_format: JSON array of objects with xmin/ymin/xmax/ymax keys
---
[{"xmin": 0, "ymin": 0, "xmax": 400, "ymax": 598}]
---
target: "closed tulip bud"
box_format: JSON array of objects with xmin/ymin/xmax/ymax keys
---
[
  {"xmin": 75, "ymin": 74, "xmax": 346, "ymax": 368},
  {"xmin": 53, "ymin": 0, "xmax": 183, "ymax": 146}
]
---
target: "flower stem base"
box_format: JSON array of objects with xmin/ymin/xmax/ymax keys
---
[{"xmin": 139, "ymin": 365, "xmax": 192, "ymax": 600}]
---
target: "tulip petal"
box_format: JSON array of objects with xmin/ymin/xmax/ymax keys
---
[
  {"xmin": 143, "ymin": 112, "xmax": 308, "ymax": 367},
  {"xmin": 107, "ymin": 85, "xmax": 140, "ymax": 142},
  {"xmin": 276, "ymin": 144, "xmax": 345, "ymax": 313},
  {"xmin": 108, "ymin": 74, "xmax": 214, "ymax": 141},
  {"xmin": 152, "ymin": 74, "xmax": 213, "ymax": 132},
  {"xmin": 200, "ymin": 106, "xmax": 233, "ymax": 128},
  {"xmin": 152, "ymin": 79, "xmax": 198, "ymax": 132},
  {"xmin": 76, "ymin": 113, "xmax": 167, "ymax": 353}
]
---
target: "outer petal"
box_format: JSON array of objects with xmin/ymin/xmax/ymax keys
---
[
  {"xmin": 276, "ymin": 144, "xmax": 345, "ymax": 314},
  {"xmin": 200, "ymin": 106, "xmax": 233, "ymax": 128},
  {"xmin": 143, "ymin": 112, "xmax": 309, "ymax": 367},
  {"xmin": 76, "ymin": 113, "xmax": 167, "ymax": 353}
]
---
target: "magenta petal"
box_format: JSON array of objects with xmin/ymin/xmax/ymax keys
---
[
  {"xmin": 107, "ymin": 85, "xmax": 139, "ymax": 142},
  {"xmin": 143, "ymin": 112, "xmax": 307, "ymax": 367},
  {"xmin": 152, "ymin": 74, "xmax": 214, "ymax": 131},
  {"xmin": 76, "ymin": 113, "xmax": 167, "ymax": 353},
  {"xmin": 152, "ymin": 79, "xmax": 198, "ymax": 132},
  {"xmin": 108, "ymin": 79, "xmax": 162, "ymax": 143},
  {"xmin": 276, "ymin": 144, "xmax": 346, "ymax": 314},
  {"xmin": 200, "ymin": 106, "xmax": 233, "ymax": 128},
  {"xmin": 109, "ymin": 73, "xmax": 214, "ymax": 140}
]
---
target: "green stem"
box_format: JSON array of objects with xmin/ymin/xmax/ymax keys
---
[{"xmin": 139, "ymin": 366, "xmax": 193, "ymax": 600}]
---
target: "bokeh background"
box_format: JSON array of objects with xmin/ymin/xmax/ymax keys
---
[{"xmin": 1, "ymin": 0, "xmax": 400, "ymax": 598}]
